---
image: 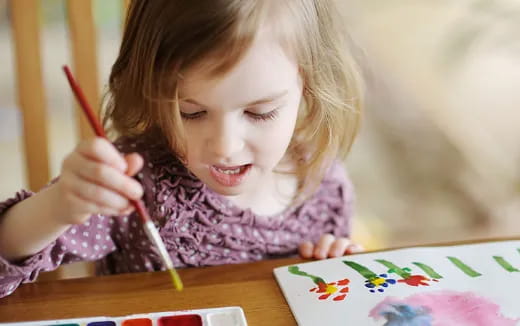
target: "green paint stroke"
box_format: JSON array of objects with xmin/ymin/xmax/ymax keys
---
[
  {"xmin": 447, "ymin": 256, "xmax": 482, "ymax": 277},
  {"xmin": 493, "ymin": 256, "xmax": 520, "ymax": 272},
  {"xmin": 288, "ymin": 266, "xmax": 325, "ymax": 285},
  {"xmin": 412, "ymin": 262, "xmax": 443, "ymax": 279},
  {"xmin": 375, "ymin": 259, "xmax": 411, "ymax": 279},
  {"xmin": 343, "ymin": 261, "xmax": 378, "ymax": 280}
]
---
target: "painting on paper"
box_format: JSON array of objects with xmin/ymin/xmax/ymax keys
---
[{"xmin": 273, "ymin": 240, "xmax": 520, "ymax": 326}]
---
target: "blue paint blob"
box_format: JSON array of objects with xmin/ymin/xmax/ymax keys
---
[{"xmin": 378, "ymin": 304, "xmax": 432, "ymax": 326}]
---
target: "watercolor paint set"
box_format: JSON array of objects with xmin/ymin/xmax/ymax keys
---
[{"xmin": 0, "ymin": 307, "xmax": 247, "ymax": 326}]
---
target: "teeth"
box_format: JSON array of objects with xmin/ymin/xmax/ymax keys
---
[{"xmin": 216, "ymin": 167, "xmax": 241, "ymax": 174}]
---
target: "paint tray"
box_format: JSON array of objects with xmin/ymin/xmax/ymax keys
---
[{"xmin": 0, "ymin": 306, "xmax": 248, "ymax": 326}]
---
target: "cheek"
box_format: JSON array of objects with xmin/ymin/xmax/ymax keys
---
[
  {"xmin": 251, "ymin": 107, "xmax": 299, "ymax": 155},
  {"xmin": 273, "ymin": 104, "xmax": 299, "ymax": 140},
  {"xmin": 182, "ymin": 127, "xmax": 203, "ymax": 161},
  {"xmin": 266, "ymin": 120, "xmax": 296, "ymax": 142}
]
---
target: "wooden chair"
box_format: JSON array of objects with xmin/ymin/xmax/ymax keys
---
[{"xmin": 9, "ymin": 0, "xmax": 128, "ymax": 280}]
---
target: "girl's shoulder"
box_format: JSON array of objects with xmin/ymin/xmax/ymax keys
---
[
  {"xmin": 309, "ymin": 160, "xmax": 354, "ymax": 208},
  {"xmin": 323, "ymin": 160, "xmax": 349, "ymax": 182},
  {"xmin": 320, "ymin": 160, "xmax": 352, "ymax": 191}
]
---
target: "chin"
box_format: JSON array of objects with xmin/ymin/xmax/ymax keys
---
[
  {"xmin": 190, "ymin": 165, "xmax": 256, "ymax": 197},
  {"xmin": 206, "ymin": 182, "xmax": 247, "ymax": 196}
]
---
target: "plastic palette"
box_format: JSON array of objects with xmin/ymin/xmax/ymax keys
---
[{"xmin": 0, "ymin": 307, "xmax": 248, "ymax": 326}]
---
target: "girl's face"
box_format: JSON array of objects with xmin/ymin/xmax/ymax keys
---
[{"xmin": 178, "ymin": 34, "xmax": 303, "ymax": 197}]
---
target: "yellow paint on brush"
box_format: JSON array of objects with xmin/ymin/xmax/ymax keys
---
[{"xmin": 169, "ymin": 269, "xmax": 184, "ymax": 291}]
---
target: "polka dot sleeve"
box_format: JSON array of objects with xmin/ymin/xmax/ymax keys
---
[{"xmin": 0, "ymin": 190, "xmax": 117, "ymax": 298}]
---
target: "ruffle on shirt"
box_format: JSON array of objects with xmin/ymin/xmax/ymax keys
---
[
  {"xmin": 0, "ymin": 189, "xmax": 33, "ymax": 214},
  {"xmin": 145, "ymin": 150, "xmax": 352, "ymax": 268},
  {"xmin": 104, "ymin": 137, "xmax": 353, "ymax": 272},
  {"xmin": 0, "ymin": 242, "xmax": 56, "ymax": 297}
]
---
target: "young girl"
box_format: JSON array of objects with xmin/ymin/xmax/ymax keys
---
[{"xmin": 0, "ymin": 0, "xmax": 363, "ymax": 298}]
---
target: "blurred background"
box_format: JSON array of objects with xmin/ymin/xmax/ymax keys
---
[{"xmin": 0, "ymin": 0, "xmax": 519, "ymax": 276}]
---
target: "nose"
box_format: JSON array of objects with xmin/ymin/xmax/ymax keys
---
[{"xmin": 207, "ymin": 117, "xmax": 245, "ymax": 161}]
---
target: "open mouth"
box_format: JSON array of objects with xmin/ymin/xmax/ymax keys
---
[{"xmin": 209, "ymin": 164, "xmax": 252, "ymax": 187}]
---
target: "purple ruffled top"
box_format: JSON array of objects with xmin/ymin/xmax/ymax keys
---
[{"xmin": 0, "ymin": 138, "xmax": 353, "ymax": 297}]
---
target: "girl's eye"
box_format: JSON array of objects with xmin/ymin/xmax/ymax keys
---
[
  {"xmin": 246, "ymin": 108, "xmax": 279, "ymax": 122},
  {"xmin": 180, "ymin": 111, "xmax": 206, "ymax": 120}
]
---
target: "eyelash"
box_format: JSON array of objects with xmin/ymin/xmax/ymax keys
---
[
  {"xmin": 248, "ymin": 108, "xmax": 279, "ymax": 122},
  {"xmin": 180, "ymin": 108, "xmax": 280, "ymax": 122},
  {"xmin": 180, "ymin": 111, "xmax": 205, "ymax": 120}
]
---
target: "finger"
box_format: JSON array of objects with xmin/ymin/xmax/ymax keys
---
[
  {"xmin": 120, "ymin": 204, "xmax": 135, "ymax": 215},
  {"xmin": 77, "ymin": 137, "xmax": 128, "ymax": 172},
  {"xmin": 63, "ymin": 188, "xmax": 122, "ymax": 220},
  {"xmin": 346, "ymin": 243, "xmax": 365, "ymax": 254},
  {"xmin": 314, "ymin": 234, "xmax": 335, "ymax": 259},
  {"xmin": 125, "ymin": 153, "xmax": 144, "ymax": 176},
  {"xmin": 329, "ymin": 237, "xmax": 352, "ymax": 258},
  {"xmin": 62, "ymin": 171, "xmax": 131, "ymax": 212},
  {"xmin": 67, "ymin": 153, "xmax": 143, "ymax": 200},
  {"xmin": 299, "ymin": 241, "xmax": 314, "ymax": 259}
]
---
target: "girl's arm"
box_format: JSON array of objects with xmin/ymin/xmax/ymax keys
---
[
  {"xmin": 0, "ymin": 186, "xmax": 118, "ymax": 298},
  {"xmin": 0, "ymin": 184, "xmax": 72, "ymax": 261},
  {"xmin": 0, "ymin": 137, "xmax": 143, "ymax": 298},
  {"xmin": 0, "ymin": 138, "xmax": 142, "ymax": 261}
]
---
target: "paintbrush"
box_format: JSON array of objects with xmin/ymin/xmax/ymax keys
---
[{"xmin": 62, "ymin": 65, "xmax": 183, "ymax": 291}]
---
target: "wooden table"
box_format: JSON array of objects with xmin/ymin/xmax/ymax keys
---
[
  {"xmin": 0, "ymin": 257, "xmax": 303, "ymax": 326},
  {"xmin": 2, "ymin": 237, "xmax": 518, "ymax": 325}
]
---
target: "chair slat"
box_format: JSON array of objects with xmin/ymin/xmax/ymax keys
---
[
  {"xmin": 66, "ymin": 0, "xmax": 99, "ymax": 140},
  {"xmin": 10, "ymin": 0, "xmax": 50, "ymax": 192},
  {"xmin": 122, "ymin": 0, "xmax": 130, "ymax": 28},
  {"xmin": 123, "ymin": 0, "xmax": 131, "ymax": 12}
]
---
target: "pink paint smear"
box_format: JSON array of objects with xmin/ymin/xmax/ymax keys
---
[{"xmin": 369, "ymin": 290, "xmax": 518, "ymax": 326}]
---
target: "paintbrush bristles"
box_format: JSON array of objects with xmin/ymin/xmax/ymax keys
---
[
  {"xmin": 143, "ymin": 220, "xmax": 184, "ymax": 291},
  {"xmin": 169, "ymin": 269, "xmax": 184, "ymax": 291}
]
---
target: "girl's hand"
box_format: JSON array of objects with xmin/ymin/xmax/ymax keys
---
[
  {"xmin": 55, "ymin": 137, "xmax": 144, "ymax": 225},
  {"xmin": 299, "ymin": 234, "xmax": 364, "ymax": 259}
]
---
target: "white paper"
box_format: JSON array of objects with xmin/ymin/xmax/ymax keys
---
[{"xmin": 274, "ymin": 240, "xmax": 520, "ymax": 325}]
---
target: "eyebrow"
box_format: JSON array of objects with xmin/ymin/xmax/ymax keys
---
[{"xmin": 181, "ymin": 90, "xmax": 289, "ymax": 108}]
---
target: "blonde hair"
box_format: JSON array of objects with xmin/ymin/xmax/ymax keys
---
[{"xmin": 103, "ymin": 0, "xmax": 363, "ymax": 197}]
